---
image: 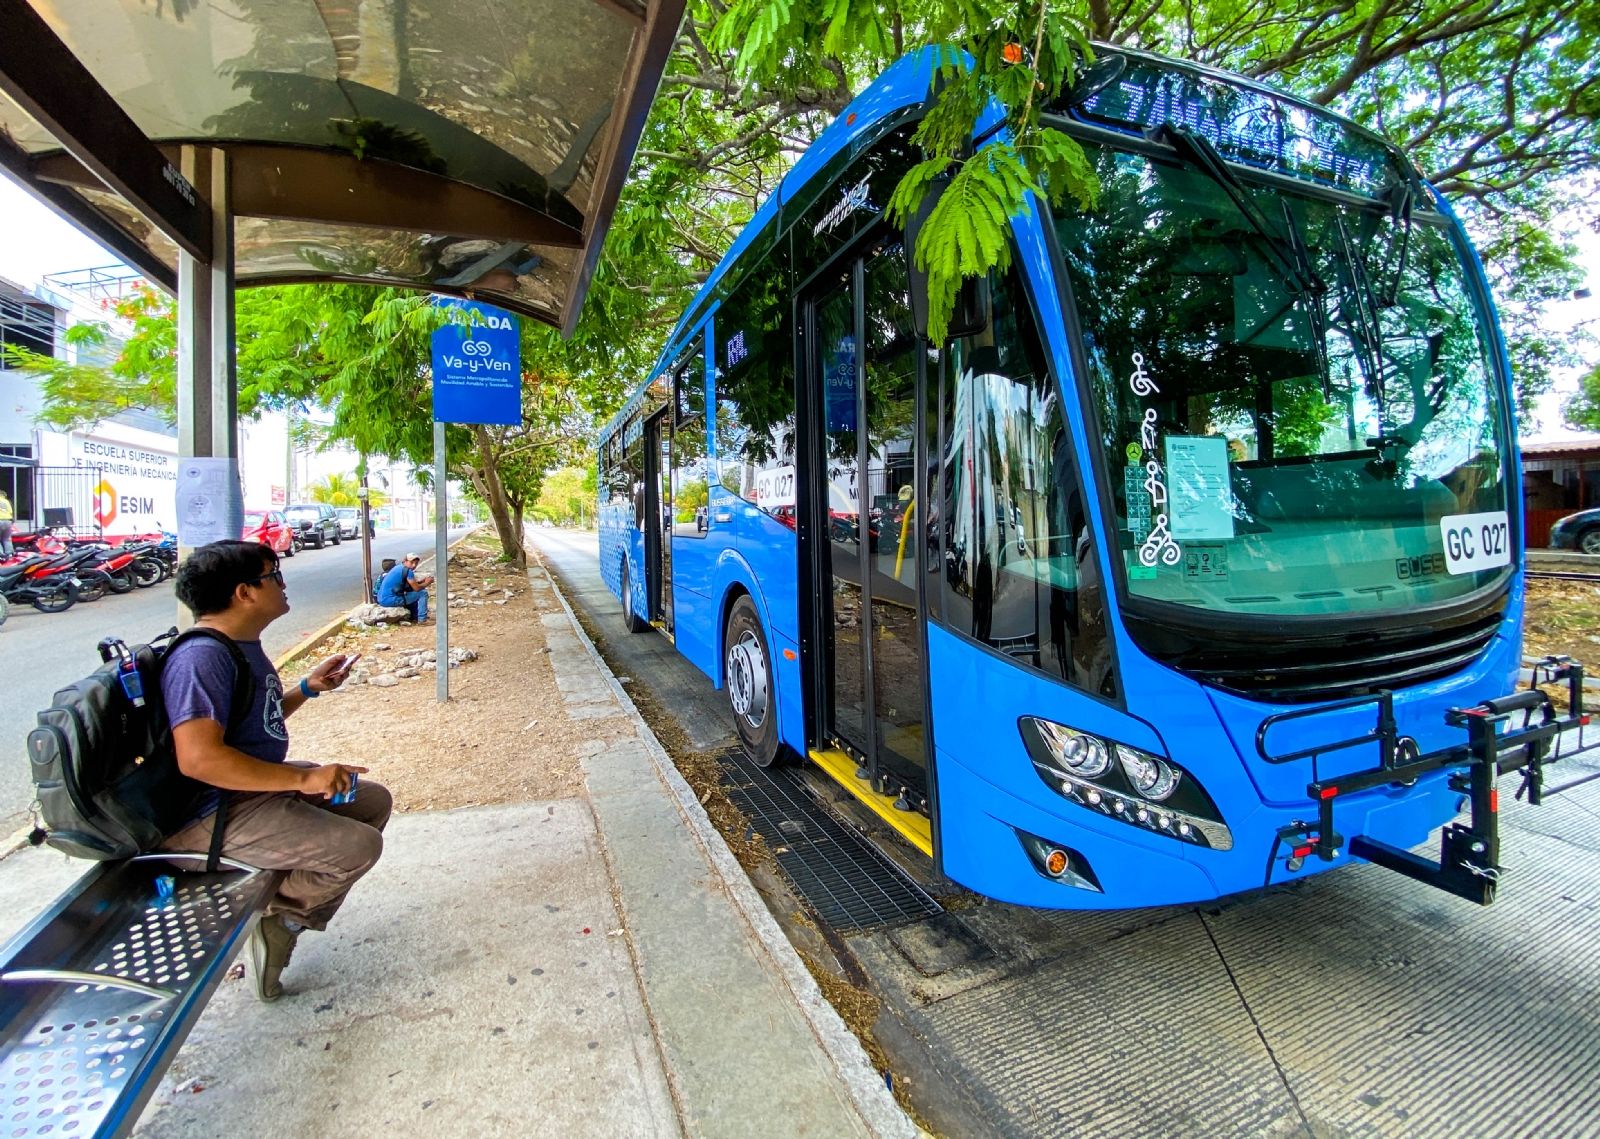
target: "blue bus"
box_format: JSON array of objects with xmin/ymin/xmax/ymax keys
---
[{"xmin": 596, "ymin": 46, "xmax": 1573, "ymax": 910}]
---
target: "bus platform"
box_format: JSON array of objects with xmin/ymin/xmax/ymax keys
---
[
  {"xmin": 0, "ymin": 560, "xmax": 915, "ymax": 1139},
  {"xmin": 530, "ymin": 527, "xmax": 1600, "ymax": 1139}
]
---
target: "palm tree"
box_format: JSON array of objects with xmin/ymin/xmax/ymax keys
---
[{"xmin": 309, "ymin": 472, "xmax": 361, "ymax": 506}]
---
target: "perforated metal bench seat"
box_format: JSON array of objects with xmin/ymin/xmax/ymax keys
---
[{"xmin": 0, "ymin": 856, "xmax": 281, "ymax": 1139}]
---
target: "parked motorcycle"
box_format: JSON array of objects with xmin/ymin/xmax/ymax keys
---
[
  {"xmin": 0, "ymin": 556, "xmax": 81, "ymax": 613},
  {"xmin": 53, "ymin": 547, "xmax": 116, "ymax": 602}
]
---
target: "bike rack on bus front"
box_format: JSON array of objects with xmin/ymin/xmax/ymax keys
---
[{"xmin": 1253, "ymin": 658, "xmax": 1599, "ymax": 905}]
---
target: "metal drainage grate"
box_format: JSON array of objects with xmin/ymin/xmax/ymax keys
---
[{"xmin": 721, "ymin": 749, "xmax": 943, "ymax": 931}]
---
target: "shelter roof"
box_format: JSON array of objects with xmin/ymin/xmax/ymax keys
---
[
  {"xmin": 0, "ymin": 0, "xmax": 682, "ymax": 332},
  {"xmin": 1521, "ymin": 439, "xmax": 1600, "ymax": 463}
]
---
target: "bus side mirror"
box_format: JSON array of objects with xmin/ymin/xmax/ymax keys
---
[{"xmin": 906, "ymin": 176, "xmax": 991, "ymax": 342}]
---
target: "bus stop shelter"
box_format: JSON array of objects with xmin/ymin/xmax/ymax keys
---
[{"xmin": 0, "ymin": 0, "xmax": 682, "ymax": 486}]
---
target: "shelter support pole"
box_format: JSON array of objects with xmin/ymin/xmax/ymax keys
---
[
  {"xmin": 435, "ymin": 421, "xmax": 449, "ymax": 703},
  {"xmin": 175, "ymin": 146, "xmax": 242, "ymax": 628}
]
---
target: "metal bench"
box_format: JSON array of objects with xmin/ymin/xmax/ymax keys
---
[{"xmin": 0, "ymin": 855, "xmax": 280, "ymax": 1139}]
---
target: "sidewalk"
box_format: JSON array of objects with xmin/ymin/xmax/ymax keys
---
[{"xmin": 42, "ymin": 542, "xmax": 913, "ymax": 1137}]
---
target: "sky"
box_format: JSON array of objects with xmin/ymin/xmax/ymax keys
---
[{"xmin": 2, "ymin": 169, "xmax": 1599, "ymax": 442}]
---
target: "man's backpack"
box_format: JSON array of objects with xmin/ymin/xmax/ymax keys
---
[{"xmin": 26, "ymin": 626, "xmax": 256, "ymax": 867}]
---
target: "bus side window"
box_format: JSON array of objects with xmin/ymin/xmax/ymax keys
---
[
  {"xmin": 938, "ymin": 267, "xmax": 1116, "ymax": 699},
  {"xmin": 623, "ymin": 415, "xmax": 646, "ymax": 529},
  {"xmin": 715, "ymin": 250, "xmax": 797, "ymax": 528},
  {"xmin": 674, "ymin": 353, "xmax": 709, "ymax": 538}
]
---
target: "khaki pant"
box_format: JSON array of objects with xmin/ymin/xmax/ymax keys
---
[{"xmin": 160, "ymin": 764, "xmax": 393, "ymax": 930}]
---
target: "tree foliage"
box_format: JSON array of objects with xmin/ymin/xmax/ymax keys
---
[
  {"xmin": 24, "ymin": 0, "xmax": 1600, "ymax": 486},
  {"xmin": 308, "ymin": 473, "xmax": 363, "ymax": 506},
  {"xmin": 530, "ymin": 465, "xmax": 599, "ymax": 526},
  {"xmin": 625, "ymin": 0, "xmax": 1600, "ymax": 408},
  {"xmin": 1, "ymin": 287, "xmax": 178, "ymax": 429}
]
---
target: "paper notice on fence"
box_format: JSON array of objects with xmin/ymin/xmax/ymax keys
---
[{"xmin": 176, "ymin": 457, "xmax": 244, "ymax": 547}]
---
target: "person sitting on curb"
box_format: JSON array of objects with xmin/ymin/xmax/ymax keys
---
[
  {"xmin": 373, "ymin": 558, "xmax": 397, "ymax": 605},
  {"xmin": 160, "ymin": 540, "xmax": 392, "ymax": 1002},
  {"xmin": 378, "ymin": 552, "xmax": 433, "ymax": 623}
]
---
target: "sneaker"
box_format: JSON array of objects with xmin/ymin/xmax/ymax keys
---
[{"xmin": 248, "ymin": 914, "xmax": 300, "ymax": 1002}]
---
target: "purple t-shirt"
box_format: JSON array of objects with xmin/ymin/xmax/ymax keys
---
[{"xmin": 161, "ymin": 635, "xmax": 288, "ymax": 824}]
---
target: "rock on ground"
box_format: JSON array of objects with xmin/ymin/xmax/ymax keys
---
[{"xmin": 348, "ymin": 603, "xmax": 412, "ymax": 626}]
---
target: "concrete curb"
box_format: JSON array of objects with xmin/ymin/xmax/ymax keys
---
[
  {"xmin": 529, "ymin": 544, "xmax": 919, "ymax": 1139},
  {"xmin": 272, "ymin": 526, "xmax": 482, "ymax": 671},
  {"xmin": 1528, "ymin": 550, "xmax": 1600, "ymax": 570}
]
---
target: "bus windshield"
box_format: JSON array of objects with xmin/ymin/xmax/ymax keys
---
[{"xmin": 1054, "ymin": 141, "xmax": 1511, "ymax": 620}]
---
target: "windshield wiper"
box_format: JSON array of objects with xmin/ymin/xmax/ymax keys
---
[
  {"xmin": 1155, "ymin": 123, "xmax": 1332, "ymax": 391},
  {"xmin": 1153, "ymin": 123, "xmax": 1327, "ymax": 300},
  {"xmin": 1279, "ymin": 198, "xmax": 1333, "ymax": 397},
  {"xmin": 1379, "ymin": 177, "xmax": 1420, "ymax": 308},
  {"xmin": 1332, "ymin": 213, "xmax": 1389, "ymax": 420}
]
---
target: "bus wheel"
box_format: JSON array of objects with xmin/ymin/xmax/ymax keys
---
[
  {"xmin": 621, "ymin": 562, "xmax": 650, "ymax": 633},
  {"xmin": 726, "ymin": 596, "xmax": 781, "ymax": 767}
]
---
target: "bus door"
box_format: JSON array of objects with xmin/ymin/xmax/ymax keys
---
[
  {"xmin": 804, "ymin": 237, "xmax": 930, "ymax": 809},
  {"xmin": 642, "ymin": 409, "xmax": 673, "ymax": 631}
]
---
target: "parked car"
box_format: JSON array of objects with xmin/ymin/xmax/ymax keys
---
[
  {"xmin": 285, "ymin": 503, "xmax": 341, "ymax": 548},
  {"xmin": 1549, "ymin": 508, "xmax": 1600, "ymax": 555},
  {"xmin": 334, "ymin": 507, "xmax": 371, "ymax": 540},
  {"xmin": 243, "ymin": 510, "xmax": 296, "ymax": 556}
]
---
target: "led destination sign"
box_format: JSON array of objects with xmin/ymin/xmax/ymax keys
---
[{"xmin": 1068, "ymin": 60, "xmax": 1410, "ymax": 201}]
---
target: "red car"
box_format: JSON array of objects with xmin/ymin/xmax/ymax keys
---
[{"xmin": 243, "ymin": 510, "xmax": 296, "ymax": 556}]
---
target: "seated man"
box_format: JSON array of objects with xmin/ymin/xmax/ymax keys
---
[
  {"xmin": 378, "ymin": 552, "xmax": 432, "ymax": 622},
  {"xmin": 374, "ymin": 557, "xmax": 397, "ymax": 604},
  {"xmin": 161, "ymin": 540, "xmax": 391, "ymax": 1001}
]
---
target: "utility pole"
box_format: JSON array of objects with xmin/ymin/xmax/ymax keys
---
[
  {"xmin": 284, "ymin": 403, "xmax": 295, "ymax": 505},
  {"xmin": 358, "ymin": 452, "xmax": 373, "ymax": 604}
]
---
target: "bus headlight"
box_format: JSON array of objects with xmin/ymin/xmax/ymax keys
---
[
  {"xmin": 1019, "ymin": 716, "xmax": 1232, "ymax": 851},
  {"xmin": 1116, "ymin": 744, "xmax": 1179, "ymax": 801},
  {"xmin": 1035, "ymin": 721, "xmax": 1111, "ymax": 778}
]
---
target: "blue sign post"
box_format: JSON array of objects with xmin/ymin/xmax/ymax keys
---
[
  {"xmin": 429, "ymin": 299, "xmax": 521, "ymax": 701},
  {"xmin": 430, "ymin": 300, "xmax": 522, "ymax": 426}
]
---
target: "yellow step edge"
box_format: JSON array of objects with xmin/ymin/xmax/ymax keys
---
[{"xmin": 808, "ymin": 747, "xmax": 934, "ymax": 858}]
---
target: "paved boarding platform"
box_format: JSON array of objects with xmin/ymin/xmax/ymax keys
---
[
  {"xmin": 532, "ymin": 527, "xmax": 1600, "ymax": 1139},
  {"xmin": 0, "ymin": 552, "xmax": 913, "ymax": 1139}
]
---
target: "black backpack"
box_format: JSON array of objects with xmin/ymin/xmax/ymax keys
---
[{"xmin": 26, "ymin": 626, "xmax": 256, "ymax": 868}]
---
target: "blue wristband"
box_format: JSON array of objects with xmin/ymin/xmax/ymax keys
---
[{"xmin": 300, "ymin": 677, "xmax": 319, "ymax": 699}]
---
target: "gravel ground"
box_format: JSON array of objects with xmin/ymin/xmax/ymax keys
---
[
  {"xmin": 279, "ymin": 539, "xmax": 632, "ymax": 813},
  {"xmin": 1523, "ymin": 575, "xmax": 1600, "ymax": 670}
]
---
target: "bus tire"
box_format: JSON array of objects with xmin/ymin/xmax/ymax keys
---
[
  {"xmin": 620, "ymin": 562, "xmax": 650, "ymax": 633},
  {"xmin": 725, "ymin": 595, "xmax": 781, "ymax": 767}
]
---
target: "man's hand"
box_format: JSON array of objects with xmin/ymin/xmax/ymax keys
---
[
  {"xmin": 298, "ymin": 763, "xmax": 369, "ymax": 800},
  {"xmin": 306, "ymin": 653, "xmax": 356, "ymax": 693}
]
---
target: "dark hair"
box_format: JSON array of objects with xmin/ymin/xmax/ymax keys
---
[
  {"xmin": 175, "ymin": 541, "xmax": 278, "ymax": 617},
  {"xmin": 381, "ymin": 558, "xmax": 397, "ymax": 574}
]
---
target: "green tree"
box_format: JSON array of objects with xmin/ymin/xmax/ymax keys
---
[
  {"xmin": 1563, "ymin": 362, "xmax": 1600, "ymax": 432},
  {"xmin": 0, "ymin": 287, "xmax": 178, "ymax": 429},
  {"xmin": 308, "ymin": 473, "xmax": 362, "ymax": 506},
  {"xmin": 532, "ymin": 466, "xmax": 594, "ymax": 526},
  {"xmin": 660, "ymin": 0, "xmax": 1600, "ymax": 412}
]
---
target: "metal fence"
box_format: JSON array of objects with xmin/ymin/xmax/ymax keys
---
[{"xmin": 29, "ymin": 465, "xmax": 105, "ymax": 537}]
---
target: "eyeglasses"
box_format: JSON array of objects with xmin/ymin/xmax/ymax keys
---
[{"xmin": 244, "ymin": 569, "xmax": 285, "ymax": 589}]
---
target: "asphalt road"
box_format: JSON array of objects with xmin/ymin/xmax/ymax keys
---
[{"xmin": 0, "ymin": 527, "xmax": 466, "ymax": 831}]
